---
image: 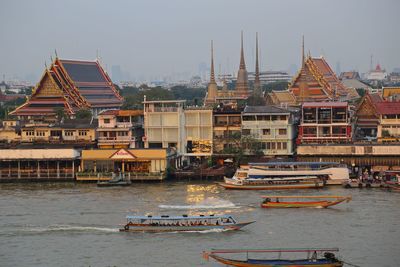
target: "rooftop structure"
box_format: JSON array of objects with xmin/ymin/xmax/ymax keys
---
[{"xmin": 10, "ymin": 58, "xmax": 123, "ymax": 121}]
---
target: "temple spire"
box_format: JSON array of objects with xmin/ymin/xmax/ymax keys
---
[
  {"xmin": 254, "ymin": 32, "xmax": 261, "ymax": 96},
  {"xmin": 239, "ymin": 31, "xmax": 246, "ymax": 69},
  {"xmin": 235, "ymin": 31, "xmax": 249, "ymax": 96},
  {"xmin": 210, "ymin": 40, "xmax": 216, "ymax": 83},
  {"xmin": 301, "ymin": 35, "xmax": 305, "ymax": 67}
]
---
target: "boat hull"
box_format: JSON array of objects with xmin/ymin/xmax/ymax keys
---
[
  {"xmin": 218, "ymin": 182, "xmax": 323, "ymax": 190},
  {"xmin": 119, "ymin": 221, "xmax": 254, "ymax": 232},
  {"xmin": 261, "ymin": 200, "xmax": 346, "ymax": 208},
  {"xmin": 209, "ymin": 254, "xmax": 343, "ymax": 267}
]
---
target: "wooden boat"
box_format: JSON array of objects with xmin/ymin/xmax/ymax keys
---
[
  {"xmin": 119, "ymin": 214, "xmax": 255, "ymax": 232},
  {"xmin": 218, "ymin": 180, "xmax": 324, "ymax": 190},
  {"xmin": 261, "ymin": 196, "xmax": 352, "ymax": 208},
  {"xmin": 203, "ymin": 248, "xmax": 343, "ymax": 267}
]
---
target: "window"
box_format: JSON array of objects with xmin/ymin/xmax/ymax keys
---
[
  {"xmin": 277, "ymin": 142, "xmax": 282, "ymax": 150},
  {"xmin": 279, "ymin": 115, "xmax": 287, "ymax": 121},
  {"xmin": 26, "ymin": 130, "xmax": 34, "ymax": 136},
  {"xmin": 104, "ymin": 118, "xmax": 110, "ymax": 124},
  {"xmin": 242, "ymin": 129, "xmax": 251, "ymax": 135},
  {"xmin": 262, "ymin": 129, "xmax": 271, "ymax": 135},
  {"xmin": 242, "ymin": 116, "xmax": 256, "ymax": 121},
  {"xmin": 36, "ymin": 131, "xmax": 46, "ymax": 137},
  {"xmin": 282, "ymin": 142, "xmax": 287, "ymax": 150},
  {"xmin": 78, "ymin": 130, "xmax": 88, "ymax": 136},
  {"xmin": 65, "ymin": 130, "xmax": 74, "ymax": 136},
  {"xmin": 271, "ymin": 142, "xmax": 276, "ymax": 149},
  {"xmin": 278, "ymin": 129, "xmax": 287, "ymax": 135}
]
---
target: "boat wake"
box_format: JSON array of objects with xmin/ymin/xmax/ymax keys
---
[
  {"xmin": 21, "ymin": 225, "xmax": 119, "ymax": 233},
  {"xmin": 159, "ymin": 197, "xmax": 237, "ymax": 210}
]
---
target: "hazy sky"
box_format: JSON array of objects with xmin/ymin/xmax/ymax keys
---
[{"xmin": 0, "ymin": 0, "xmax": 399, "ymax": 82}]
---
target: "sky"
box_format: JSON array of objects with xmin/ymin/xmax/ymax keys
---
[{"xmin": 0, "ymin": 0, "xmax": 399, "ymax": 82}]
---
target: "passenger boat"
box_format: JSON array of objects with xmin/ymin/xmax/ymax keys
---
[
  {"xmin": 119, "ymin": 214, "xmax": 255, "ymax": 232},
  {"xmin": 203, "ymin": 248, "xmax": 343, "ymax": 267},
  {"xmin": 224, "ymin": 162, "xmax": 349, "ymax": 186},
  {"xmin": 261, "ymin": 195, "xmax": 352, "ymax": 208}
]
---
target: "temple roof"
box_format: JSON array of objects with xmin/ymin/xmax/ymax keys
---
[{"xmin": 10, "ymin": 58, "xmax": 122, "ymax": 117}]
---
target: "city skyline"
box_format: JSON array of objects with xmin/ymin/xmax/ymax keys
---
[{"xmin": 1, "ymin": 0, "xmax": 399, "ymax": 82}]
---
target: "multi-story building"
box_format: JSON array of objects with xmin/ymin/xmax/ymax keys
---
[
  {"xmin": 97, "ymin": 110, "xmax": 144, "ymax": 149},
  {"xmin": 143, "ymin": 99, "xmax": 186, "ymax": 155},
  {"xmin": 212, "ymin": 107, "xmax": 242, "ymax": 154},
  {"xmin": 0, "ymin": 119, "xmax": 20, "ymax": 143},
  {"xmin": 241, "ymin": 106, "xmax": 295, "ymax": 156},
  {"xmin": 184, "ymin": 107, "xmax": 213, "ymax": 158},
  {"xmin": 297, "ymin": 102, "xmax": 352, "ymax": 144}
]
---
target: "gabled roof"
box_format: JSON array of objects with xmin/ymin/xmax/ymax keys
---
[
  {"xmin": 266, "ymin": 90, "xmax": 297, "ymax": 106},
  {"xmin": 302, "ymin": 102, "xmax": 348, "ymax": 108},
  {"xmin": 10, "ymin": 57, "xmax": 123, "ymax": 118}
]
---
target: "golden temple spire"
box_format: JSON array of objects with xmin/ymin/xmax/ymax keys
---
[
  {"xmin": 254, "ymin": 32, "xmax": 261, "ymax": 96},
  {"xmin": 210, "ymin": 40, "xmax": 216, "ymax": 83},
  {"xmin": 239, "ymin": 31, "xmax": 246, "ymax": 70}
]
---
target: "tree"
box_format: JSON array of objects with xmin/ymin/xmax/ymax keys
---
[
  {"xmin": 53, "ymin": 107, "xmax": 66, "ymax": 122},
  {"xmin": 263, "ymin": 81, "xmax": 289, "ymax": 93},
  {"xmin": 75, "ymin": 109, "xmax": 92, "ymax": 119},
  {"xmin": 246, "ymin": 95, "xmax": 266, "ymax": 106}
]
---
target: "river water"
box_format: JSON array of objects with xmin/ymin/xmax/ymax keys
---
[{"xmin": 0, "ymin": 182, "xmax": 399, "ymax": 267}]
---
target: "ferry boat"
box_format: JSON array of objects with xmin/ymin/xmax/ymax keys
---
[
  {"xmin": 225, "ymin": 162, "xmax": 349, "ymax": 186},
  {"xmin": 119, "ymin": 214, "xmax": 255, "ymax": 232},
  {"xmin": 203, "ymin": 248, "xmax": 343, "ymax": 267},
  {"xmin": 261, "ymin": 195, "xmax": 352, "ymax": 208},
  {"xmin": 218, "ymin": 178, "xmax": 324, "ymax": 190}
]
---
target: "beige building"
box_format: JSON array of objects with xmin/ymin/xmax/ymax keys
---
[
  {"xmin": 143, "ymin": 99, "xmax": 186, "ymax": 155},
  {"xmin": 241, "ymin": 106, "xmax": 295, "ymax": 156},
  {"xmin": 184, "ymin": 107, "xmax": 213, "ymax": 157}
]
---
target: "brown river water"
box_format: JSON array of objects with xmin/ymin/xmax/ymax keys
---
[{"xmin": 0, "ymin": 182, "xmax": 399, "ymax": 267}]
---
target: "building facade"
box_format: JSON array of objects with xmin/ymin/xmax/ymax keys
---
[
  {"xmin": 212, "ymin": 108, "xmax": 242, "ymax": 154},
  {"xmin": 297, "ymin": 102, "xmax": 352, "ymax": 144},
  {"xmin": 241, "ymin": 106, "xmax": 295, "ymax": 156},
  {"xmin": 97, "ymin": 109, "xmax": 144, "ymax": 149}
]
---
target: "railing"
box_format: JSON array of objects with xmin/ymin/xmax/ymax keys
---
[
  {"xmin": 153, "ymin": 107, "xmax": 178, "ymax": 112},
  {"xmin": 76, "ymin": 172, "xmax": 165, "ymax": 181},
  {"xmin": 98, "ymin": 136, "xmax": 134, "ymax": 142},
  {"xmin": 0, "ymin": 171, "xmax": 74, "ymax": 179}
]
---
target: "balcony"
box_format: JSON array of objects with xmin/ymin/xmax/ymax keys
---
[{"xmin": 98, "ymin": 136, "xmax": 135, "ymax": 143}]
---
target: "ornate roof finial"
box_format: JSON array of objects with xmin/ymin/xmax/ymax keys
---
[
  {"xmin": 54, "ymin": 49, "xmax": 58, "ymax": 59},
  {"xmin": 240, "ymin": 30, "xmax": 246, "ymax": 70},
  {"xmin": 254, "ymin": 32, "xmax": 261, "ymax": 96},
  {"xmin": 210, "ymin": 40, "xmax": 216, "ymax": 83}
]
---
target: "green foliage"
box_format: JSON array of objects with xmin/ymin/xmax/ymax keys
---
[
  {"xmin": 356, "ymin": 88, "xmax": 366, "ymax": 97},
  {"xmin": 263, "ymin": 81, "xmax": 289, "ymax": 93},
  {"xmin": 53, "ymin": 107, "xmax": 66, "ymax": 122},
  {"xmin": 0, "ymin": 97, "xmax": 26, "ymax": 120},
  {"xmin": 75, "ymin": 109, "xmax": 92, "ymax": 119},
  {"xmin": 170, "ymin": 86, "xmax": 206, "ymax": 106},
  {"xmin": 382, "ymin": 130, "xmax": 390, "ymax": 137}
]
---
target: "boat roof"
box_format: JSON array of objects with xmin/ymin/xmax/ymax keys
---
[
  {"xmin": 249, "ymin": 162, "xmax": 341, "ymax": 166},
  {"xmin": 209, "ymin": 248, "xmax": 339, "ymax": 253},
  {"xmin": 126, "ymin": 214, "xmax": 233, "ymax": 220}
]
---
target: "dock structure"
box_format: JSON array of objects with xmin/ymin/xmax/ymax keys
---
[{"xmin": 0, "ymin": 149, "xmax": 79, "ymax": 182}]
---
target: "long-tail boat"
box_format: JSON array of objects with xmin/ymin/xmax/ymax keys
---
[
  {"xmin": 203, "ymin": 248, "xmax": 343, "ymax": 267},
  {"xmin": 260, "ymin": 196, "xmax": 352, "ymax": 208},
  {"xmin": 119, "ymin": 214, "xmax": 255, "ymax": 232},
  {"xmin": 218, "ymin": 178, "xmax": 324, "ymax": 190}
]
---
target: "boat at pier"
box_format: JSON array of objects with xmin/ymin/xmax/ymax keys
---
[
  {"xmin": 119, "ymin": 214, "xmax": 254, "ymax": 232},
  {"xmin": 203, "ymin": 248, "xmax": 343, "ymax": 267},
  {"xmin": 97, "ymin": 174, "xmax": 131, "ymax": 187},
  {"xmin": 218, "ymin": 178, "xmax": 324, "ymax": 190},
  {"xmin": 224, "ymin": 162, "xmax": 349, "ymax": 187},
  {"xmin": 261, "ymin": 195, "xmax": 352, "ymax": 208}
]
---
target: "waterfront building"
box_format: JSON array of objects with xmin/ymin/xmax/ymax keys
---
[
  {"xmin": 354, "ymin": 93, "xmax": 382, "ymax": 141},
  {"xmin": 97, "ymin": 109, "xmax": 144, "ymax": 149},
  {"xmin": 10, "ymin": 57, "xmax": 122, "ymax": 121},
  {"xmin": 0, "ymin": 149, "xmax": 79, "ymax": 181},
  {"xmin": 212, "ymin": 106, "xmax": 242, "ymax": 154},
  {"xmin": 297, "ymin": 102, "xmax": 352, "ymax": 144},
  {"xmin": 77, "ymin": 148, "xmax": 174, "ymax": 181},
  {"xmin": 241, "ymin": 106, "xmax": 295, "ymax": 156},
  {"xmin": 288, "ymin": 38, "xmax": 358, "ymax": 103},
  {"xmin": 19, "ymin": 119, "xmax": 96, "ymax": 146},
  {"xmin": 184, "ymin": 107, "xmax": 213, "ymax": 159},
  {"xmin": 143, "ymin": 99, "xmax": 186, "ymax": 155}
]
